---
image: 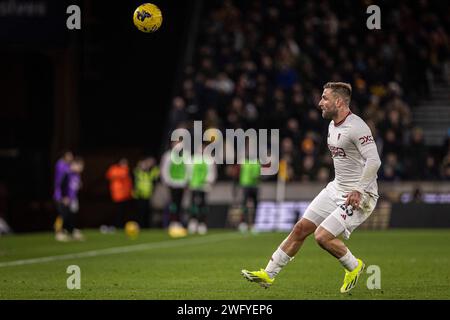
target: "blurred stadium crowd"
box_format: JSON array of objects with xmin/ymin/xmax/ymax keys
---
[{"xmin": 167, "ymin": 0, "xmax": 450, "ymax": 182}]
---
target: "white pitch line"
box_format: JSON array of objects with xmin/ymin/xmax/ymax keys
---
[{"xmin": 0, "ymin": 232, "xmax": 244, "ymax": 268}]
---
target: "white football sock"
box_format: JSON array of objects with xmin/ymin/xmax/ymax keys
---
[
  {"xmin": 339, "ymin": 249, "xmax": 358, "ymax": 272},
  {"xmin": 265, "ymin": 247, "xmax": 293, "ymax": 279}
]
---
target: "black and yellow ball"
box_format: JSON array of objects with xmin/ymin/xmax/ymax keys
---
[{"xmin": 133, "ymin": 3, "xmax": 163, "ymax": 33}]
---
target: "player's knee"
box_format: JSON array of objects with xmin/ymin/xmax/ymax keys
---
[
  {"xmin": 314, "ymin": 229, "xmax": 329, "ymax": 247},
  {"xmin": 292, "ymin": 220, "xmax": 313, "ymax": 241}
]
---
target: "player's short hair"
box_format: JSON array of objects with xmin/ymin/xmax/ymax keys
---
[{"xmin": 323, "ymin": 82, "xmax": 352, "ymax": 105}]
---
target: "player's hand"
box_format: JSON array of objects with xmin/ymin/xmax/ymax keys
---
[{"xmin": 344, "ymin": 191, "xmax": 361, "ymax": 208}]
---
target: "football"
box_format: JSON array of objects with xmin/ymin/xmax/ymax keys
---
[
  {"xmin": 168, "ymin": 225, "xmax": 188, "ymax": 238},
  {"xmin": 133, "ymin": 3, "xmax": 163, "ymax": 33},
  {"xmin": 124, "ymin": 221, "xmax": 140, "ymax": 239}
]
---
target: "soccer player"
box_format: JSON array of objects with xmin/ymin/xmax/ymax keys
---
[
  {"xmin": 56, "ymin": 157, "xmax": 85, "ymax": 241},
  {"xmin": 160, "ymin": 141, "xmax": 188, "ymax": 231},
  {"xmin": 106, "ymin": 158, "xmax": 133, "ymax": 229},
  {"xmin": 238, "ymin": 157, "xmax": 261, "ymax": 233},
  {"xmin": 53, "ymin": 150, "xmax": 73, "ymax": 238},
  {"xmin": 236, "ymin": 139, "xmax": 262, "ymax": 232},
  {"xmin": 187, "ymin": 143, "xmax": 217, "ymax": 235},
  {"xmin": 133, "ymin": 157, "xmax": 160, "ymax": 228},
  {"xmin": 242, "ymin": 82, "xmax": 381, "ymax": 293}
]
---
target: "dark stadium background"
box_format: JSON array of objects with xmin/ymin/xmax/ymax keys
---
[
  {"xmin": 0, "ymin": 0, "xmax": 195, "ymax": 230},
  {"xmin": 0, "ymin": 0, "xmax": 449, "ymax": 232}
]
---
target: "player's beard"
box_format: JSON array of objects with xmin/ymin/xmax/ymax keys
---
[{"xmin": 321, "ymin": 104, "xmax": 338, "ymax": 120}]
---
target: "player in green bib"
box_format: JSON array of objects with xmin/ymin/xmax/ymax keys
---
[
  {"xmin": 161, "ymin": 141, "xmax": 189, "ymax": 230},
  {"xmin": 187, "ymin": 145, "xmax": 217, "ymax": 235},
  {"xmin": 239, "ymin": 158, "xmax": 261, "ymax": 232},
  {"xmin": 133, "ymin": 157, "xmax": 160, "ymax": 228}
]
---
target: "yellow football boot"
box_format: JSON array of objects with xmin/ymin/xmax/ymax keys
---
[
  {"xmin": 241, "ymin": 269, "xmax": 274, "ymax": 288},
  {"xmin": 340, "ymin": 259, "xmax": 365, "ymax": 293}
]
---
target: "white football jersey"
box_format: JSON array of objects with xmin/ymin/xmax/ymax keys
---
[{"xmin": 326, "ymin": 112, "xmax": 380, "ymax": 196}]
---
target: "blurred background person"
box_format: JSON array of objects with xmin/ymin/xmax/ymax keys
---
[
  {"xmin": 238, "ymin": 149, "xmax": 261, "ymax": 233},
  {"xmin": 160, "ymin": 141, "xmax": 189, "ymax": 231},
  {"xmin": 55, "ymin": 157, "xmax": 85, "ymax": 241},
  {"xmin": 187, "ymin": 143, "xmax": 217, "ymax": 235},
  {"xmin": 106, "ymin": 158, "xmax": 133, "ymax": 230},
  {"xmin": 53, "ymin": 150, "xmax": 73, "ymax": 235},
  {"xmin": 133, "ymin": 157, "xmax": 160, "ymax": 228}
]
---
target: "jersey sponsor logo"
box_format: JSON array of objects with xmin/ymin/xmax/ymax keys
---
[
  {"xmin": 328, "ymin": 144, "xmax": 346, "ymax": 158},
  {"xmin": 359, "ymin": 135, "xmax": 374, "ymax": 146}
]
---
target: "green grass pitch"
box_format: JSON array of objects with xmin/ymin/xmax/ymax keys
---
[{"xmin": 1, "ymin": 229, "xmax": 449, "ymax": 299}]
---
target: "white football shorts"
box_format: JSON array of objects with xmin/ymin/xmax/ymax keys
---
[{"xmin": 302, "ymin": 182, "xmax": 378, "ymax": 239}]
